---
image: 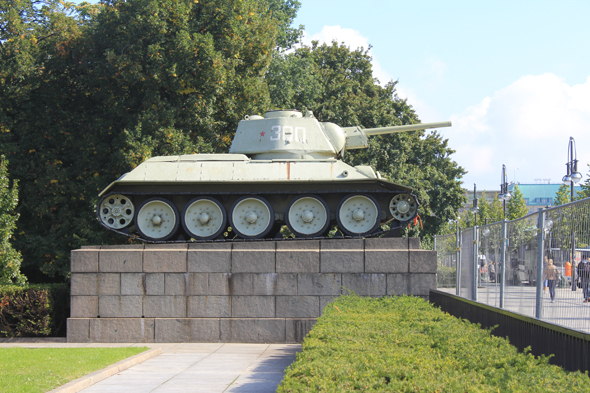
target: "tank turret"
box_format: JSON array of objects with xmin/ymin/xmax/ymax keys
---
[
  {"xmin": 97, "ymin": 110, "xmax": 451, "ymax": 242},
  {"xmin": 229, "ymin": 110, "xmax": 451, "ymax": 159}
]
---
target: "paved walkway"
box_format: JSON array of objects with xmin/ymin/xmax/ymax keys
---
[{"xmin": 0, "ymin": 341, "xmax": 300, "ymax": 393}]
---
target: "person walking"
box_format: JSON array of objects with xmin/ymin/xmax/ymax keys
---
[
  {"xmin": 543, "ymin": 259, "xmax": 559, "ymax": 303},
  {"xmin": 578, "ymin": 258, "xmax": 590, "ymax": 302}
]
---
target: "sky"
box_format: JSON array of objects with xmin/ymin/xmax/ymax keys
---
[{"xmin": 292, "ymin": 0, "xmax": 590, "ymax": 191}]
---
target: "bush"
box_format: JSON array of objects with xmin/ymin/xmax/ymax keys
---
[
  {"xmin": 0, "ymin": 284, "xmax": 69, "ymax": 337},
  {"xmin": 278, "ymin": 295, "xmax": 590, "ymax": 392}
]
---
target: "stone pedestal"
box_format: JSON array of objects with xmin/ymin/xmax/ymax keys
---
[{"xmin": 67, "ymin": 238, "xmax": 436, "ymax": 343}]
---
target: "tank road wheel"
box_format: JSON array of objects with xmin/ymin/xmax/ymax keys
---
[
  {"xmin": 337, "ymin": 194, "xmax": 380, "ymax": 237},
  {"xmin": 135, "ymin": 198, "xmax": 179, "ymax": 241},
  {"xmin": 286, "ymin": 195, "xmax": 330, "ymax": 238},
  {"xmin": 98, "ymin": 194, "xmax": 135, "ymax": 230},
  {"xmin": 182, "ymin": 197, "xmax": 227, "ymax": 240},
  {"xmin": 230, "ymin": 196, "xmax": 274, "ymax": 239},
  {"xmin": 389, "ymin": 193, "xmax": 418, "ymax": 222}
]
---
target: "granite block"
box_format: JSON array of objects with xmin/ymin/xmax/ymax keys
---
[
  {"xmin": 298, "ymin": 274, "xmax": 342, "ymax": 296},
  {"xmin": 99, "ymin": 247, "xmax": 143, "ymax": 272},
  {"xmin": 408, "ymin": 237, "xmax": 421, "ymax": 250},
  {"xmin": 89, "ymin": 318, "xmax": 155, "ymax": 343},
  {"xmin": 232, "ymin": 242, "xmax": 275, "ymax": 273},
  {"xmin": 286, "ymin": 319, "xmax": 317, "ymax": 343},
  {"xmin": 145, "ymin": 273, "xmax": 165, "ymax": 295},
  {"xmin": 387, "ymin": 273, "xmax": 410, "ymax": 296},
  {"xmin": 70, "ymin": 296, "xmax": 98, "ymax": 318},
  {"xmin": 208, "ymin": 274, "xmax": 231, "ymax": 295},
  {"xmin": 97, "ymin": 274, "xmax": 121, "ymax": 295},
  {"xmin": 165, "ymin": 273, "xmax": 189, "ymax": 295},
  {"xmin": 364, "ymin": 237, "xmax": 408, "ymax": 250},
  {"xmin": 320, "ymin": 239, "xmax": 364, "ymax": 273},
  {"xmin": 341, "ymin": 274, "xmax": 387, "ymax": 296},
  {"xmin": 121, "ymin": 273, "xmax": 146, "ymax": 295},
  {"xmin": 187, "ymin": 273, "xmax": 209, "ymax": 295},
  {"xmin": 231, "ymin": 296, "xmax": 275, "ymax": 318},
  {"xmin": 410, "ymin": 274, "xmax": 437, "ymax": 297},
  {"xmin": 67, "ymin": 318, "xmax": 90, "ymax": 343},
  {"xmin": 276, "ymin": 241, "xmax": 320, "ymax": 273},
  {"xmin": 188, "ymin": 243, "xmax": 232, "ymax": 272},
  {"xmin": 98, "ymin": 296, "xmax": 142, "ymax": 318},
  {"xmin": 71, "ymin": 249, "xmax": 99, "ymax": 273},
  {"xmin": 187, "ymin": 296, "xmax": 231, "ymax": 318},
  {"xmin": 154, "ymin": 318, "xmax": 220, "ymax": 343},
  {"xmin": 71, "ymin": 274, "xmax": 97, "ymax": 296},
  {"xmin": 276, "ymin": 296, "xmax": 320, "ymax": 318},
  {"xmin": 220, "ymin": 319, "xmax": 286, "ymax": 343},
  {"xmin": 409, "ymin": 250, "xmax": 437, "ymax": 273},
  {"xmin": 143, "ymin": 296, "xmax": 187, "ymax": 318},
  {"xmin": 228, "ymin": 273, "xmax": 297, "ymax": 296},
  {"xmin": 143, "ymin": 244, "xmax": 188, "ymax": 273},
  {"xmin": 365, "ymin": 250, "xmax": 409, "ymax": 273}
]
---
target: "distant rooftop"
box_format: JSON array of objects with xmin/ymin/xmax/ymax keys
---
[{"xmin": 508, "ymin": 183, "xmax": 581, "ymax": 207}]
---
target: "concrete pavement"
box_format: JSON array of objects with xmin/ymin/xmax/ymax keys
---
[{"xmin": 0, "ymin": 341, "xmax": 301, "ymax": 393}]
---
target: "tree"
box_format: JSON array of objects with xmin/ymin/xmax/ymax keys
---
[
  {"xmin": 266, "ymin": 42, "xmax": 467, "ymax": 240},
  {"xmin": 578, "ymin": 163, "xmax": 590, "ymax": 200},
  {"xmin": 1, "ymin": 0, "xmax": 298, "ymax": 280},
  {"xmin": 554, "ymin": 183, "xmax": 572, "ymax": 206},
  {"xmin": 0, "ymin": 156, "xmax": 26, "ymax": 285},
  {"xmin": 506, "ymin": 185, "xmax": 529, "ymax": 220}
]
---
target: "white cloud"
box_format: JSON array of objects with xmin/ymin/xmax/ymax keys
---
[
  {"xmin": 299, "ymin": 25, "xmax": 393, "ymax": 86},
  {"xmin": 447, "ymin": 74, "xmax": 590, "ymax": 190}
]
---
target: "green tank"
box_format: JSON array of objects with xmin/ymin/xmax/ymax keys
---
[{"xmin": 97, "ymin": 110, "xmax": 451, "ymax": 242}]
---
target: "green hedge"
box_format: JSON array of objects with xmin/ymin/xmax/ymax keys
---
[
  {"xmin": 0, "ymin": 284, "xmax": 69, "ymax": 337},
  {"xmin": 278, "ymin": 295, "xmax": 590, "ymax": 392}
]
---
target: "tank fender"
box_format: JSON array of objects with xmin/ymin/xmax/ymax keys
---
[{"xmin": 354, "ymin": 165, "xmax": 377, "ymax": 178}]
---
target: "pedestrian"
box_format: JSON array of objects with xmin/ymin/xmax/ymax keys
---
[
  {"xmin": 578, "ymin": 258, "xmax": 590, "ymax": 302},
  {"xmin": 543, "ymin": 259, "xmax": 559, "ymax": 303},
  {"xmin": 565, "ymin": 260, "xmax": 572, "ymax": 286},
  {"xmin": 489, "ymin": 260, "xmax": 496, "ymax": 283}
]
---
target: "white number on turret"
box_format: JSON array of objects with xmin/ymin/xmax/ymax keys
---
[{"xmin": 269, "ymin": 126, "xmax": 306, "ymax": 142}]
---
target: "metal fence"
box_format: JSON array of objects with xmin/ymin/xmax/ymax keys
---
[{"xmin": 435, "ymin": 197, "xmax": 590, "ymax": 334}]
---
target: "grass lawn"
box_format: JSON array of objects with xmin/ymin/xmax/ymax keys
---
[{"xmin": 0, "ymin": 347, "xmax": 148, "ymax": 393}]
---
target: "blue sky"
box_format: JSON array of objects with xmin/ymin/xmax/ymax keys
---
[{"xmin": 294, "ymin": 0, "xmax": 590, "ymax": 191}]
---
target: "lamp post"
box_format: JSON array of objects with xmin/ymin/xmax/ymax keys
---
[
  {"xmin": 562, "ymin": 136, "xmax": 582, "ymax": 291},
  {"xmin": 562, "ymin": 137, "xmax": 582, "ymax": 202},
  {"xmin": 499, "ymin": 164, "xmax": 511, "ymax": 219}
]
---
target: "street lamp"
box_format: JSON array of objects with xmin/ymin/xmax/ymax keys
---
[
  {"xmin": 563, "ymin": 136, "xmax": 582, "ymax": 292},
  {"xmin": 471, "ymin": 183, "xmax": 479, "ymax": 224},
  {"xmin": 562, "ymin": 136, "xmax": 582, "ymax": 202},
  {"xmin": 499, "ymin": 164, "xmax": 511, "ymax": 219}
]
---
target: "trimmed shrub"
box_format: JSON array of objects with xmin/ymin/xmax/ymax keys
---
[
  {"xmin": 0, "ymin": 284, "xmax": 69, "ymax": 337},
  {"xmin": 278, "ymin": 295, "xmax": 590, "ymax": 392}
]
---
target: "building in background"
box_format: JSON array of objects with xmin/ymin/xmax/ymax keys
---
[{"xmin": 460, "ymin": 182, "xmax": 582, "ymax": 216}]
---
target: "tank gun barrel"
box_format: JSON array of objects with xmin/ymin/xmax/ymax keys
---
[
  {"xmin": 363, "ymin": 121, "xmax": 452, "ymax": 136},
  {"xmin": 342, "ymin": 121, "xmax": 452, "ymax": 150}
]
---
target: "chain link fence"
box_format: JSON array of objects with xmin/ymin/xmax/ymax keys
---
[{"xmin": 435, "ymin": 197, "xmax": 590, "ymax": 334}]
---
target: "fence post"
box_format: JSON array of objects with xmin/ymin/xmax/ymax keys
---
[
  {"xmin": 473, "ymin": 225, "xmax": 478, "ymax": 301},
  {"xmin": 500, "ymin": 219, "xmax": 507, "ymax": 308},
  {"xmin": 536, "ymin": 209, "xmax": 545, "ymax": 319},
  {"xmin": 456, "ymin": 225, "xmax": 462, "ymax": 296}
]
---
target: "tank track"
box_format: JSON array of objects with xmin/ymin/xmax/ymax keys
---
[{"xmin": 97, "ymin": 189, "xmax": 417, "ymax": 243}]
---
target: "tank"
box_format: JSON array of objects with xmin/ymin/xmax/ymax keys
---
[{"xmin": 97, "ymin": 110, "xmax": 451, "ymax": 242}]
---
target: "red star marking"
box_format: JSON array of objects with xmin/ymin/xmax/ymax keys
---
[{"xmin": 260, "ymin": 131, "xmax": 266, "ymax": 137}]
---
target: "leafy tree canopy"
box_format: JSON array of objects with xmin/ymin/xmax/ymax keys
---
[
  {"xmin": 1, "ymin": 0, "xmax": 291, "ymax": 280},
  {"xmin": 506, "ymin": 185, "xmax": 529, "ymax": 221}
]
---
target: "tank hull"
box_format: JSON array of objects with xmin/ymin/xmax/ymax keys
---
[{"xmin": 97, "ymin": 154, "xmax": 419, "ymax": 242}]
